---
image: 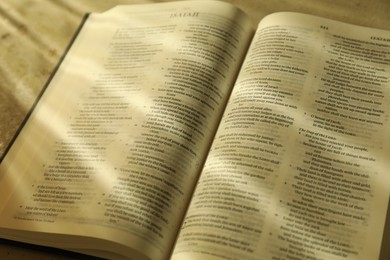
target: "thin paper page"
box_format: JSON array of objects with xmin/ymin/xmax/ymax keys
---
[
  {"xmin": 0, "ymin": 1, "xmax": 253, "ymax": 259},
  {"xmin": 173, "ymin": 12, "xmax": 390, "ymax": 260}
]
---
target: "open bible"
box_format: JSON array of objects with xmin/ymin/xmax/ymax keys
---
[{"xmin": 0, "ymin": 1, "xmax": 389, "ymax": 259}]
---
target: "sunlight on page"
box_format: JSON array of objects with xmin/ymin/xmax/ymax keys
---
[
  {"xmin": 0, "ymin": 2, "xmax": 389, "ymax": 260},
  {"xmin": 0, "ymin": 2, "xmax": 254, "ymax": 259},
  {"xmin": 172, "ymin": 12, "xmax": 390, "ymax": 260}
]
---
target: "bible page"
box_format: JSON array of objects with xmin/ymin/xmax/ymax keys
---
[
  {"xmin": 0, "ymin": 1, "xmax": 253, "ymax": 259},
  {"xmin": 172, "ymin": 12, "xmax": 390, "ymax": 260}
]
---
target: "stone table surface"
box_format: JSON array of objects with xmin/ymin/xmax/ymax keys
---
[{"xmin": 0, "ymin": 0, "xmax": 389, "ymax": 259}]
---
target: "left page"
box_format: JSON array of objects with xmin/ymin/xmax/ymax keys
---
[{"xmin": 0, "ymin": 1, "xmax": 253, "ymax": 259}]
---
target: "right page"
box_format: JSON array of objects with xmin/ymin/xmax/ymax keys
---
[{"xmin": 172, "ymin": 12, "xmax": 390, "ymax": 260}]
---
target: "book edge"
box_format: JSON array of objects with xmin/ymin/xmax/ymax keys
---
[{"xmin": 0, "ymin": 13, "xmax": 90, "ymax": 163}]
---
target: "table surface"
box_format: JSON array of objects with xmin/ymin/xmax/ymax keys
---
[{"xmin": 1, "ymin": 0, "xmax": 390, "ymax": 259}]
